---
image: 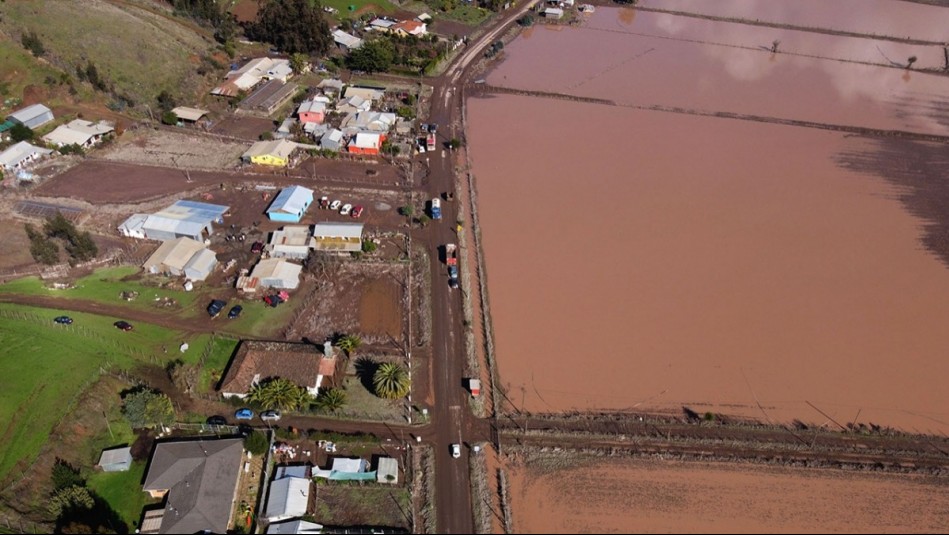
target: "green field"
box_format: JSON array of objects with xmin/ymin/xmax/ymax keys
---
[
  {"xmin": 441, "ymin": 4, "xmax": 493, "ymax": 25},
  {"xmin": 0, "ymin": 303, "xmax": 216, "ymax": 485},
  {"xmin": 321, "ymin": 0, "xmax": 399, "ymax": 17},
  {"xmin": 88, "ymin": 461, "xmax": 154, "ymax": 528}
]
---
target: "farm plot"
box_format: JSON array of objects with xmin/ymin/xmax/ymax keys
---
[{"xmin": 99, "ymin": 129, "xmax": 248, "ymax": 170}]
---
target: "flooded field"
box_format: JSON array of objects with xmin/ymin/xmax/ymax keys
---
[
  {"xmin": 507, "ymin": 455, "xmax": 949, "ymax": 533},
  {"xmin": 467, "ymin": 3, "xmax": 949, "ymax": 433}
]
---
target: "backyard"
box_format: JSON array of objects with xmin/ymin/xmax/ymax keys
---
[{"xmin": 311, "ymin": 483, "xmax": 412, "ymax": 528}]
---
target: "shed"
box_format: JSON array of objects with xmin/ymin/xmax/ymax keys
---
[
  {"xmin": 544, "ymin": 6, "xmax": 564, "ymax": 18},
  {"xmin": 319, "ymin": 129, "xmax": 344, "ymax": 152},
  {"xmin": 97, "ymin": 447, "xmax": 132, "ymax": 472},
  {"xmin": 118, "ymin": 214, "xmax": 149, "ymax": 239},
  {"xmin": 312, "ymin": 222, "xmax": 363, "ymax": 252},
  {"xmin": 332, "ymin": 29, "xmax": 364, "ymax": 51},
  {"xmin": 141, "ymin": 200, "xmax": 229, "ymax": 242},
  {"xmin": 376, "ymin": 457, "xmax": 398, "ymax": 484},
  {"xmin": 171, "ymin": 106, "xmax": 209, "ymax": 123},
  {"xmin": 7, "ymin": 103, "xmax": 54, "ymax": 129},
  {"xmin": 143, "ymin": 237, "xmax": 208, "ymax": 277},
  {"xmin": 265, "ymin": 477, "xmax": 310, "ymax": 522},
  {"xmin": 266, "ymin": 520, "xmax": 323, "ymax": 534},
  {"xmin": 183, "ymin": 248, "xmax": 218, "ymax": 281},
  {"xmin": 266, "ymin": 225, "xmax": 316, "ymax": 260},
  {"xmin": 248, "ymin": 258, "xmax": 303, "ymax": 290},
  {"xmin": 267, "ymin": 185, "xmax": 314, "ymax": 222}
]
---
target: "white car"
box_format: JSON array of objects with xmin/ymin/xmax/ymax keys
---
[
  {"xmin": 451, "ymin": 443, "xmax": 461, "ymax": 459},
  {"xmin": 329, "ymin": 200, "xmax": 342, "ymax": 211},
  {"xmin": 340, "ymin": 203, "xmax": 353, "ymax": 216},
  {"xmin": 260, "ymin": 409, "xmax": 282, "ymax": 422}
]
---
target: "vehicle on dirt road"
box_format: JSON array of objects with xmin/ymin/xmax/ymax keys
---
[
  {"xmin": 451, "ymin": 443, "xmax": 461, "ymax": 458},
  {"xmin": 351, "ymin": 205, "xmax": 364, "ymax": 218},
  {"xmin": 426, "ymin": 132, "xmax": 437, "ymax": 152},
  {"xmin": 319, "ymin": 196, "xmax": 329, "ymax": 209},
  {"xmin": 340, "ymin": 203, "xmax": 352, "ymax": 216},
  {"xmin": 114, "ymin": 321, "xmax": 133, "ymax": 331},
  {"xmin": 430, "ymin": 198, "xmax": 442, "ymax": 220},
  {"xmin": 227, "ymin": 305, "xmax": 243, "ymax": 319},
  {"xmin": 206, "ymin": 415, "xmax": 227, "ymax": 426},
  {"xmin": 260, "ymin": 410, "xmax": 282, "ymax": 422},
  {"xmin": 207, "ymin": 299, "xmax": 227, "ymax": 318},
  {"xmin": 54, "ymin": 316, "xmax": 73, "ymax": 325},
  {"xmin": 330, "ymin": 200, "xmax": 342, "ymax": 211},
  {"xmin": 235, "ymin": 408, "xmax": 254, "ymax": 420}
]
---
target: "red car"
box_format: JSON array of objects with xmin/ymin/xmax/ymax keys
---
[{"xmin": 351, "ymin": 205, "xmax": 364, "ymax": 218}]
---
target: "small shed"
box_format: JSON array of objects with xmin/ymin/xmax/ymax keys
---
[
  {"xmin": 97, "ymin": 446, "xmax": 132, "ymax": 472},
  {"xmin": 170, "ymin": 106, "xmax": 209, "ymax": 123},
  {"xmin": 182, "ymin": 247, "xmax": 218, "ymax": 282},
  {"xmin": 376, "ymin": 457, "xmax": 398, "ymax": 484},
  {"xmin": 544, "ymin": 7, "xmax": 564, "ymax": 18}
]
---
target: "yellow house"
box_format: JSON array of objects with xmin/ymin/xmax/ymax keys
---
[{"xmin": 242, "ymin": 139, "xmax": 297, "ymax": 167}]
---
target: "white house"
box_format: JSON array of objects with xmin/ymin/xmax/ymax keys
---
[
  {"xmin": 0, "ymin": 141, "xmax": 53, "ymax": 170},
  {"xmin": 43, "ymin": 119, "xmax": 114, "ymax": 148},
  {"xmin": 332, "ymin": 29, "xmax": 364, "ymax": 50}
]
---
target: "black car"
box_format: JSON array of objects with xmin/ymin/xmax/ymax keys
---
[
  {"xmin": 263, "ymin": 294, "xmax": 284, "ymax": 308},
  {"xmin": 207, "ymin": 299, "xmax": 227, "ymax": 318},
  {"xmin": 114, "ymin": 321, "xmax": 133, "ymax": 331},
  {"xmin": 54, "ymin": 316, "xmax": 74, "ymax": 325},
  {"xmin": 227, "ymin": 305, "xmax": 243, "ymax": 319},
  {"xmin": 206, "ymin": 415, "xmax": 227, "ymax": 426}
]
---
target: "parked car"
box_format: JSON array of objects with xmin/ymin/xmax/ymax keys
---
[
  {"xmin": 339, "ymin": 203, "xmax": 352, "ymax": 216},
  {"xmin": 251, "ymin": 241, "xmax": 265, "ymax": 254},
  {"xmin": 206, "ymin": 415, "xmax": 227, "ymax": 426},
  {"xmin": 54, "ymin": 316, "xmax": 73, "ymax": 325},
  {"xmin": 430, "ymin": 197, "xmax": 442, "ymax": 220},
  {"xmin": 451, "ymin": 443, "xmax": 461, "ymax": 459},
  {"xmin": 319, "ymin": 196, "xmax": 330, "ymax": 209},
  {"xmin": 227, "ymin": 305, "xmax": 243, "ymax": 319},
  {"xmin": 235, "ymin": 408, "xmax": 254, "ymax": 420},
  {"xmin": 264, "ymin": 294, "xmax": 285, "ymax": 307},
  {"xmin": 114, "ymin": 321, "xmax": 133, "ymax": 331},
  {"xmin": 351, "ymin": 205, "xmax": 364, "ymax": 218},
  {"xmin": 330, "ymin": 200, "xmax": 342, "ymax": 211},
  {"xmin": 260, "ymin": 410, "xmax": 282, "ymax": 422},
  {"xmin": 207, "ymin": 299, "xmax": 227, "ymax": 318},
  {"xmin": 429, "ymin": 123, "xmax": 438, "ymax": 134}
]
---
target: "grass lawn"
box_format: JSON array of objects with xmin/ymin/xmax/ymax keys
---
[
  {"xmin": 322, "ymin": 0, "xmax": 398, "ymax": 18},
  {"xmin": 0, "ymin": 37, "xmax": 77, "ymax": 111},
  {"xmin": 312, "ymin": 484, "xmax": 411, "ymax": 528},
  {"xmin": 0, "ymin": 303, "xmax": 212, "ymax": 485},
  {"xmin": 332, "ymin": 375, "xmax": 405, "ymax": 422},
  {"xmin": 87, "ymin": 461, "xmax": 155, "ymax": 528},
  {"xmin": 441, "ymin": 4, "xmax": 493, "ymax": 25},
  {"xmin": 196, "ymin": 335, "xmax": 241, "ymax": 393}
]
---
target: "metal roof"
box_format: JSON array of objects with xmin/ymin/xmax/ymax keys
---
[
  {"xmin": 297, "ymin": 100, "xmax": 327, "ymax": 115},
  {"xmin": 268, "ymin": 185, "xmax": 314, "ymax": 215},
  {"xmin": 243, "ymin": 139, "xmax": 298, "ymax": 160},
  {"xmin": 266, "ymin": 520, "xmax": 323, "ymax": 534},
  {"xmin": 7, "ymin": 103, "xmax": 52, "ymax": 123},
  {"xmin": 0, "ymin": 141, "xmax": 52, "ymax": 169},
  {"xmin": 97, "ymin": 447, "xmax": 132, "ymax": 468},
  {"xmin": 143, "ymin": 237, "xmax": 207, "ymax": 271},
  {"xmin": 265, "ymin": 477, "xmax": 310, "ymax": 520},
  {"xmin": 171, "ymin": 107, "xmax": 209, "ymax": 121},
  {"xmin": 143, "ymin": 200, "xmax": 229, "ymax": 238},
  {"xmin": 183, "ymin": 248, "xmax": 218, "ymax": 275},
  {"xmin": 42, "ymin": 119, "xmax": 113, "ymax": 146},
  {"xmin": 313, "ymin": 222, "xmax": 364, "ymax": 239}
]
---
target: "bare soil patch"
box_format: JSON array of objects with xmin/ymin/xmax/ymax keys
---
[
  {"xmin": 359, "ymin": 275, "xmax": 402, "ymax": 339},
  {"xmin": 99, "ymin": 129, "xmax": 247, "ymax": 170},
  {"xmin": 210, "ymin": 116, "xmax": 276, "ymax": 141}
]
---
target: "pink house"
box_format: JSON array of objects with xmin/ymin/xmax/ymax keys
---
[{"xmin": 297, "ymin": 100, "xmax": 327, "ymax": 124}]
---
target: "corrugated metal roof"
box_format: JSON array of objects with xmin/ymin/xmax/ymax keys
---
[
  {"xmin": 7, "ymin": 103, "xmax": 52, "ymax": 123},
  {"xmin": 243, "ymin": 139, "xmax": 297, "ymax": 160},
  {"xmin": 171, "ymin": 107, "xmax": 209, "ymax": 121},
  {"xmin": 265, "ymin": 477, "xmax": 310, "ymax": 521},
  {"xmin": 183, "ymin": 248, "xmax": 217, "ymax": 275},
  {"xmin": 143, "ymin": 237, "xmax": 206, "ymax": 271},
  {"xmin": 0, "ymin": 141, "xmax": 52, "ymax": 169},
  {"xmin": 268, "ymin": 185, "xmax": 313, "ymax": 215},
  {"xmin": 313, "ymin": 222, "xmax": 364, "ymax": 239}
]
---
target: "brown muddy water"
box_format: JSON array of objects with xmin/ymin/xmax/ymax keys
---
[{"xmin": 467, "ymin": 4, "xmax": 949, "ymax": 433}]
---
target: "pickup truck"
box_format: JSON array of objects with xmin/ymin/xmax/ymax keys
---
[
  {"xmin": 430, "ymin": 198, "xmax": 442, "ymax": 220},
  {"xmin": 445, "ymin": 243, "xmax": 458, "ymax": 266},
  {"xmin": 426, "ymin": 132, "xmax": 437, "ymax": 152}
]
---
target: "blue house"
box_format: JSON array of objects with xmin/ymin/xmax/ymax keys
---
[{"xmin": 267, "ymin": 185, "xmax": 314, "ymax": 222}]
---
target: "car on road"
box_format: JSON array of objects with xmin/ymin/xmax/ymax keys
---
[
  {"xmin": 227, "ymin": 305, "xmax": 243, "ymax": 319},
  {"xmin": 114, "ymin": 321, "xmax": 133, "ymax": 331},
  {"xmin": 339, "ymin": 203, "xmax": 352, "ymax": 216},
  {"xmin": 429, "ymin": 123, "xmax": 438, "ymax": 134},
  {"xmin": 351, "ymin": 205, "xmax": 364, "ymax": 218},
  {"xmin": 235, "ymin": 408, "xmax": 254, "ymax": 420},
  {"xmin": 330, "ymin": 199, "xmax": 342, "ymax": 211},
  {"xmin": 430, "ymin": 197, "xmax": 442, "ymax": 220},
  {"xmin": 207, "ymin": 299, "xmax": 227, "ymax": 318},
  {"xmin": 260, "ymin": 410, "xmax": 282, "ymax": 422},
  {"xmin": 206, "ymin": 415, "xmax": 227, "ymax": 426},
  {"xmin": 319, "ymin": 196, "xmax": 330, "ymax": 209},
  {"xmin": 54, "ymin": 316, "xmax": 73, "ymax": 325},
  {"xmin": 451, "ymin": 443, "xmax": 461, "ymax": 459}
]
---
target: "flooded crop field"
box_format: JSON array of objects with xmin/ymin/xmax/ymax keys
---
[{"xmin": 467, "ymin": 2, "xmax": 949, "ymax": 434}]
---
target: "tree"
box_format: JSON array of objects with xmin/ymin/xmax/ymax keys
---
[
  {"xmin": 121, "ymin": 389, "xmax": 175, "ymax": 429},
  {"xmin": 290, "ymin": 52, "xmax": 310, "ymax": 74},
  {"xmin": 244, "ymin": 430, "xmax": 269, "ymax": 455},
  {"xmin": 372, "ymin": 362, "xmax": 410, "ymax": 399},
  {"xmin": 347, "ymin": 38, "xmax": 395, "ymax": 73},
  {"xmin": 25, "ymin": 223, "xmax": 60, "ymax": 265},
  {"xmin": 156, "ymin": 90, "xmax": 177, "ymax": 113},
  {"xmin": 399, "ymin": 204, "xmax": 414, "ymax": 217},
  {"xmin": 334, "ymin": 333, "xmax": 362, "ymax": 355},
  {"xmin": 247, "ymin": 377, "xmax": 312, "ymax": 411},
  {"xmin": 314, "ymin": 388, "xmax": 346, "ymax": 412},
  {"xmin": 21, "ymin": 30, "xmax": 45, "ymax": 57},
  {"xmin": 51, "ymin": 459, "xmax": 85, "ymax": 491},
  {"xmin": 58, "ymin": 143, "xmax": 85, "ymax": 156},
  {"xmin": 161, "ymin": 111, "xmax": 179, "ymax": 125},
  {"xmin": 449, "ymin": 137, "xmax": 462, "ymax": 150},
  {"xmin": 907, "ymin": 55, "xmax": 918, "ymax": 69},
  {"xmin": 9, "ymin": 123, "xmax": 34, "ymax": 142},
  {"xmin": 248, "ymin": 0, "xmax": 332, "ymax": 55},
  {"xmin": 361, "ymin": 240, "xmax": 377, "ymax": 254},
  {"xmin": 48, "ymin": 486, "xmax": 94, "ymax": 518}
]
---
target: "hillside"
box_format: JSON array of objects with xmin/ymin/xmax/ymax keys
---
[{"xmin": 0, "ymin": 0, "xmax": 222, "ymax": 114}]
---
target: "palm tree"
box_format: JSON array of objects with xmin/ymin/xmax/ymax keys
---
[
  {"xmin": 373, "ymin": 362, "xmax": 410, "ymax": 399},
  {"xmin": 335, "ymin": 333, "xmax": 362, "ymax": 355},
  {"xmin": 907, "ymin": 55, "xmax": 918, "ymax": 69},
  {"xmin": 315, "ymin": 388, "xmax": 347, "ymax": 412},
  {"xmin": 248, "ymin": 378, "xmax": 311, "ymax": 411}
]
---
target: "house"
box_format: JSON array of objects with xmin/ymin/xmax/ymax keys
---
[
  {"xmin": 7, "ymin": 103, "xmax": 54, "ymax": 129},
  {"xmin": 212, "ymin": 57, "xmax": 292, "ymax": 97},
  {"xmin": 97, "ymin": 447, "xmax": 132, "ymax": 472},
  {"xmin": 343, "ymin": 86, "xmax": 384, "ymax": 103},
  {"xmin": 170, "ymin": 106, "xmax": 209, "ymax": 124},
  {"xmin": 337, "ymin": 94, "xmax": 372, "ymax": 115},
  {"xmin": 332, "ymin": 29, "xmax": 364, "ymax": 51},
  {"xmin": 343, "ymin": 111, "xmax": 397, "ymax": 132},
  {"xmin": 120, "ymin": 200, "xmax": 229, "ymax": 241},
  {"xmin": 297, "ymin": 100, "xmax": 327, "ymax": 124},
  {"xmin": 239, "ymin": 258, "xmax": 303, "ymax": 291},
  {"xmin": 267, "ymin": 185, "xmax": 314, "ymax": 222},
  {"xmin": 0, "ymin": 141, "xmax": 53, "ymax": 170},
  {"xmin": 240, "ymin": 80, "xmax": 300, "ymax": 115},
  {"xmin": 544, "ymin": 6, "xmax": 564, "ymax": 18},
  {"xmin": 265, "ymin": 476, "xmax": 310, "ymax": 522},
  {"xmin": 368, "ymin": 17, "xmax": 396, "ymax": 32},
  {"xmin": 392, "ymin": 20, "xmax": 427, "ymax": 37},
  {"xmin": 275, "ymin": 117, "xmax": 296, "ymax": 139},
  {"xmin": 317, "ymin": 78, "xmax": 344, "ymax": 95},
  {"xmin": 347, "ymin": 131, "xmax": 384, "ymax": 155},
  {"xmin": 243, "ymin": 139, "xmax": 298, "ymax": 167},
  {"xmin": 267, "ymin": 520, "xmax": 323, "ymax": 534},
  {"xmin": 304, "ymin": 122, "xmax": 329, "ymax": 139},
  {"xmin": 319, "ymin": 129, "xmax": 344, "ymax": 152},
  {"xmin": 142, "ymin": 237, "xmax": 217, "ymax": 281},
  {"xmin": 376, "ymin": 457, "xmax": 398, "ymax": 484},
  {"xmin": 218, "ymin": 341, "xmax": 339, "ymax": 399},
  {"xmin": 312, "ymin": 222, "xmax": 363, "ymax": 252},
  {"xmin": 265, "ymin": 225, "xmax": 317, "ymax": 260},
  {"xmin": 140, "ymin": 438, "xmax": 244, "ymax": 534},
  {"xmin": 42, "ymin": 119, "xmax": 114, "ymax": 148}
]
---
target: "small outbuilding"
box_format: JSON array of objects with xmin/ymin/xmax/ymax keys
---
[
  {"xmin": 312, "ymin": 222, "xmax": 364, "ymax": 252},
  {"xmin": 265, "ymin": 477, "xmax": 310, "ymax": 522},
  {"xmin": 267, "ymin": 185, "xmax": 314, "ymax": 222},
  {"xmin": 97, "ymin": 446, "xmax": 132, "ymax": 472},
  {"xmin": 376, "ymin": 457, "xmax": 398, "ymax": 484},
  {"xmin": 244, "ymin": 258, "xmax": 303, "ymax": 290},
  {"xmin": 170, "ymin": 106, "xmax": 209, "ymax": 123},
  {"xmin": 6, "ymin": 103, "xmax": 54, "ymax": 129}
]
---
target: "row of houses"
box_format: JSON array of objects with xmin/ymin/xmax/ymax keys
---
[{"xmin": 0, "ymin": 103, "xmax": 114, "ymax": 172}]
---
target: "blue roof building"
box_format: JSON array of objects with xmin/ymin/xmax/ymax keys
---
[{"xmin": 267, "ymin": 185, "xmax": 314, "ymax": 223}]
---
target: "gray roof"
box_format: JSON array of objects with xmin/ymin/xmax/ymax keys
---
[
  {"xmin": 265, "ymin": 477, "xmax": 310, "ymax": 521},
  {"xmin": 267, "ymin": 520, "xmax": 323, "ymax": 534},
  {"xmin": 313, "ymin": 222, "xmax": 364, "ymax": 239},
  {"xmin": 7, "ymin": 103, "xmax": 52, "ymax": 123},
  {"xmin": 144, "ymin": 200, "xmax": 229, "ymax": 239},
  {"xmin": 0, "ymin": 141, "xmax": 52, "ymax": 169},
  {"xmin": 143, "ymin": 438, "xmax": 244, "ymax": 534},
  {"xmin": 98, "ymin": 447, "xmax": 132, "ymax": 468},
  {"xmin": 183, "ymin": 248, "xmax": 218, "ymax": 276},
  {"xmin": 268, "ymin": 185, "xmax": 314, "ymax": 216}
]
